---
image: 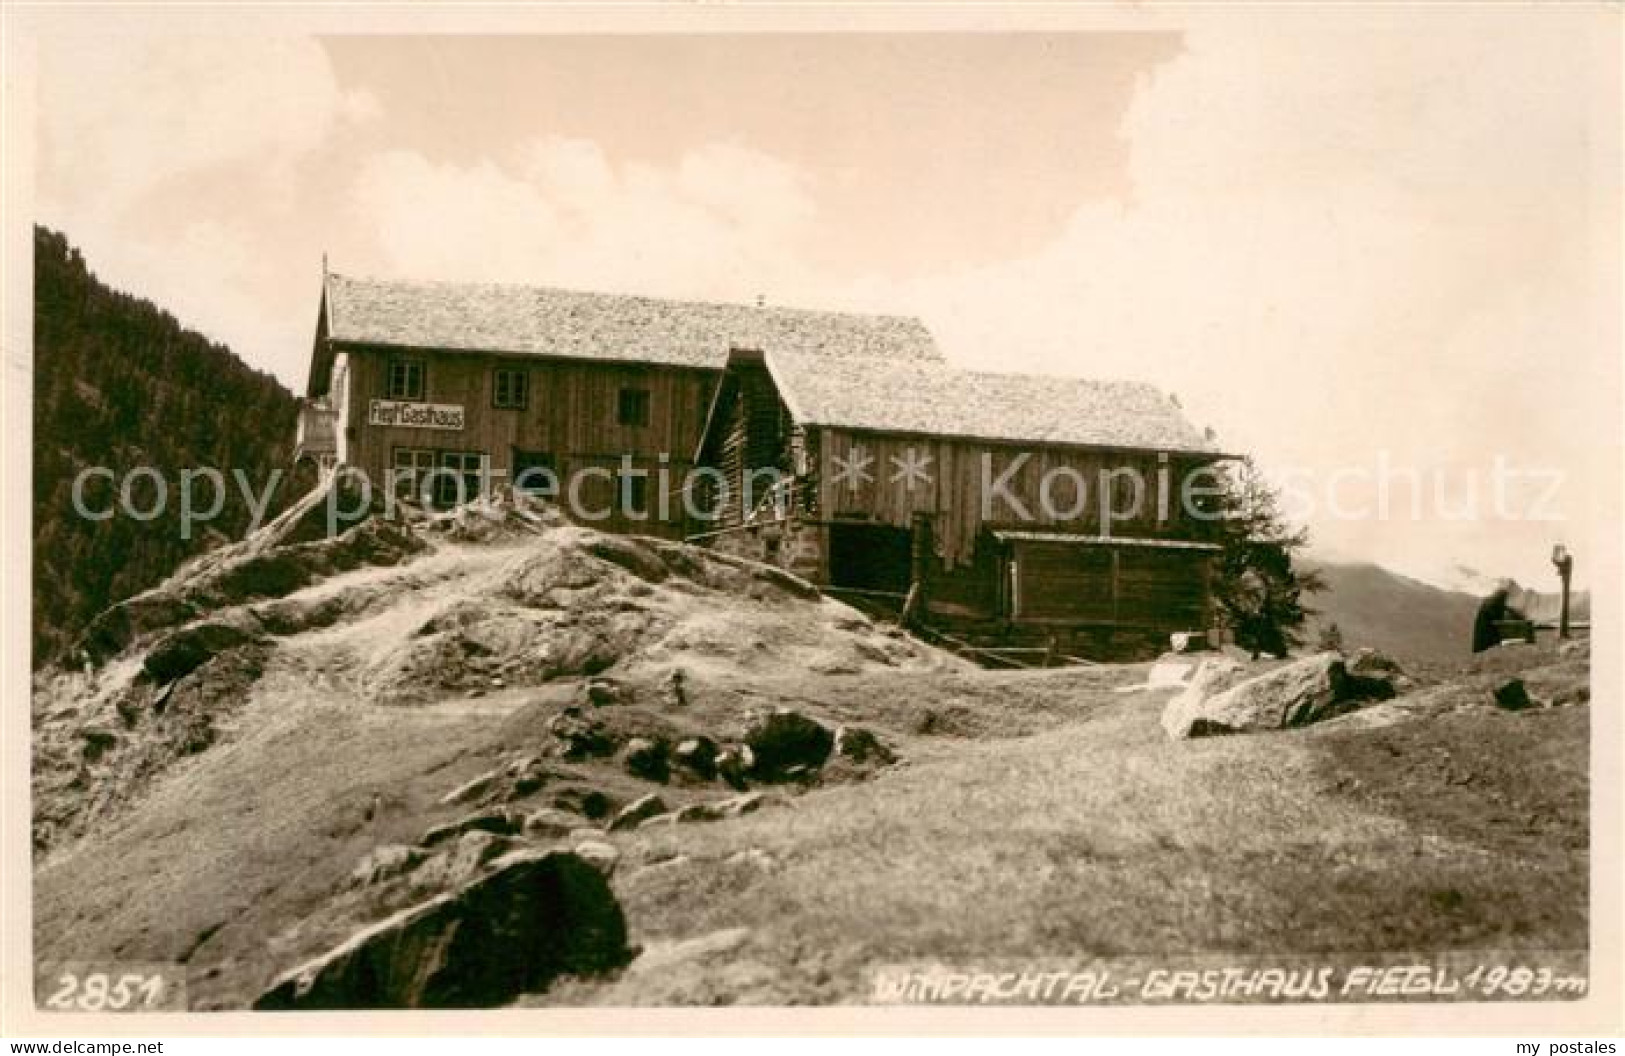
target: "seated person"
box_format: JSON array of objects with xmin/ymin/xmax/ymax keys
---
[{"xmin": 1471, "ymin": 579, "xmax": 1527, "ymax": 653}]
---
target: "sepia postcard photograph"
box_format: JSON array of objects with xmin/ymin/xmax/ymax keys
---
[{"xmin": 1, "ymin": 1, "xmax": 1620, "ymax": 1043}]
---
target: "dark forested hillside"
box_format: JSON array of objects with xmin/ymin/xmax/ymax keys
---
[{"xmin": 33, "ymin": 226, "xmax": 302, "ymax": 666}]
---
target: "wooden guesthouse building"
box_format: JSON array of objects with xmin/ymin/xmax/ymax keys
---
[
  {"xmin": 294, "ymin": 273, "xmax": 940, "ymax": 538},
  {"xmin": 295, "ymin": 271, "xmax": 1231, "ymax": 660}
]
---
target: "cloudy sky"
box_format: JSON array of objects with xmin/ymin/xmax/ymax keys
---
[{"xmin": 30, "ymin": 12, "xmax": 1620, "ymax": 589}]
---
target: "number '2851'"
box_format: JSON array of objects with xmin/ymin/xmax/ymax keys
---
[{"xmin": 43, "ymin": 970, "xmax": 170, "ymax": 1012}]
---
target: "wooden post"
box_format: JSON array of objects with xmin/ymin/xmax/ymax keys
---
[{"xmin": 1552, "ymin": 544, "xmax": 1574, "ymax": 639}]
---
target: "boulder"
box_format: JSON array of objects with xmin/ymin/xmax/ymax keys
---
[
  {"xmin": 523, "ymin": 808, "xmax": 587, "ymax": 840},
  {"xmin": 143, "ymin": 620, "xmax": 259, "ymax": 683},
  {"xmin": 422, "ymin": 809, "xmax": 519, "ymax": 847},
  {"xmin": 439, "ymin": 768, "xmax": 505, "ymax": 807},
  {"xmin": 1347, "ymin": 648, "xmax": 1409, "ymax": 694},
  {"xmin": 621, "ymin": 737, "xmax": 669, "ymax": 783},
  {"xmin": 580, "ymin": 677, "xmax": 628, "ymax": 708},
  {"xmin": 505, "ymin": 754, "xmax": 544, "ymax": 778},
  {"xmin": 1158, "ymin": 657, "xmax": 1246, "ymax": 739},
  {"xmin": 607, "ymin": 793, "xmax": 668, "ymax": 832},
  {"xmin": 509, "ymin": 758, "xmax": 556, "ymax": 798},
  {"xmin": 744, "ymin": 709, "xmax": 834, "ymax": 780},
  {"xmin": 714, "ymin": 745, "xmax": 754, "ymax": 789},
  {"xmin": 671, "ymin": 736, "xmax": 718, "ymax": 780},
  {"xmin": 572, "ymin": 840, "xmax": 620, "ymax": 876},
  {"xmin": 550, "ymin": 785, "xmax": 612, "ymax": 820},
  {"xmin": 547, "ymin": 707, "xmax": 617, "ymax": 760},
  {"xmin": 411, "ymin": 831, "xmax": 514, "ymax": 893},
  {"xmin": 715, "ymin": 791, "xmax": 790, "ymax": 819},
  {"xmin": 1492, "ymin": 678, "xmax": 1535, "ymax": 712},
  {"xmin": 254, "ymin": 849, "xmax": 630, "ymax": 1009},
  {"xmin": 348, "ymin": 844, "xmax": 428, "ymax": 889},
  {"xmin": 1161, "ymin": 653, "xmax": 1378, "ymax": 739},
  {"xmin": 675, "ymin": 802, "xmax": 724, "ymax": 824},
  {"xmin": 831, "ymin": 725, "xmax": 896, "ymax": 765}
]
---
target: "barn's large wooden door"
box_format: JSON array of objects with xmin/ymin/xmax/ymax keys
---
[{"xmin": 827, "ymin": 522, "xmax": 912, "ymax": 594}]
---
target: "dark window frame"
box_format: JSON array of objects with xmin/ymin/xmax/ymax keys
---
[
  {"xmin": 391, "ymin": 446, "xmax": 437, "ymax": 503},
  {"xmin": 617, "ymin": 387, "xmax": 652, "ymax": 428},
  {"xmin": 386, "ymin": 357, "xmax": 426, "ymax": 400},
  {"xmin": 433, "ymin": 450, "xmax": 486, "ymax": 508},
  {"xmin": 493, "ymin": 367, "xmax": 529, "ymax": 410}
]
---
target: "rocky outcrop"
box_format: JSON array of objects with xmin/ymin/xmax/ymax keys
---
[
  {"xmin": 143, "ymin": 620, "xmax": 261, "ymax": 684},
  {"xmin": 621, "ymin": 737, "xmax": 669, "ymax": 782},
  {"xmin": 254, "ymin": 849, "xmax": 630, "ymax": 1009},
  {"xmin": 1161, "ymin": 653, "xmax": 1389, "ymax": 739},
  {"xmin": 743, "ymin": 709, "xmax": 834, "ymax": 780},
  {"xmin": 522, "ymin": 808, "xmax": 588, "ymax": 839},
  {"xmin": 1492, "ymin": 678, "xmax": 1535, "ymax": 712},
  {"xmin": 547, "ymin": 707, "xmax": 618, "ymax": 760},
  {"xmin": 715, "ymin": 745, "xmax": 754, "ymax": 789},
  {"xmin": 550, "ymin": 785, "xmax": 614, "ymax": 820},
  {"xmin": 832, "ymin": 725, "xmax": 896, "ymax": 765},
  {"xmin": 348, "ymin": 844, "xmax": 428, "ymax": 889},
  {"xmin": 579, "ymin": 677, "xmax": 628, "ymax": 708},
  {"xmin": 409, "ymin": 830, "xmax": 515, "ymax": 893},
  {"xmin": 607, "ymin": 793, "xmax": 668, "ymax": 832},
  {"xmin": 421, "ymin": 809, "xmax": 520, "ymax": 846},
  {"xmin": 671, "ymin": 736, "xmax": 718, "ymax": 781}
]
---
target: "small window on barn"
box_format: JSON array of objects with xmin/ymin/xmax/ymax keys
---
[
  {"xmin": 493, "ymin": 368, "xmax": 528, "ymax": 409},
  {"xmin": 386, "ymin": 357, "xmax": 425, "ymax": 400},
  {"xmin": 618, "ymin": 387, "xmax": 651, "ymax": 428}
]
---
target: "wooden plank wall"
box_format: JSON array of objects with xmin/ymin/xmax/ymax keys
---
[
  {"xmin": 1014, "ymin": 541, "xmax": 1210, "ymax": 629},
  {"xmin": 815, "ymin": 428, "xmax": 1217, "ymax": 566},
  {"xmin": 340, "ymin": 345, "xmax": 717, "ymax": 537}
]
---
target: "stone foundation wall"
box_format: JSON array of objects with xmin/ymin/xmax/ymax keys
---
[{"xmin": 707, "ymin": 520, "xmax": 827, "ymax": 584}]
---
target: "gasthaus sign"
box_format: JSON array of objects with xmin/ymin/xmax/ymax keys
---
[{"xmin": 368, "ymin": 399, "xmax": 466, "ymax": 431}]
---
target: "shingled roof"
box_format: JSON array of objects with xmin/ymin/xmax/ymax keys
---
[
  {"xmin": 321, "ymin": 274, "xmax": 943, "ymax": 369},
  {"xmin": 762, "ymin": 351, "xmax": 1224, "ymax": 455}
]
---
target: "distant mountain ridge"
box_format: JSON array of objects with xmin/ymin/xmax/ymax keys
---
[
  {"xmin": 32, "ymin": 226, "xmax": 302, "ymax": 666},
  {"xmin": 1300, "ymin": 559, "xmax": 1483, "ymax": 664}
]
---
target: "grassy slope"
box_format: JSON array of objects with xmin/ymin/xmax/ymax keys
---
[
  {"xmin": 550, "ymin": 681, "xmax": 1586, "ymax": 1005},
  {"xmin": 35, "ymin": 643, "xmax": 1588, "ymax": 1009}
]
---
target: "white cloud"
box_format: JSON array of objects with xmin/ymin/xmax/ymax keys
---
[
  {"xmin": 38, "ymin": 36, "xmax": 376, "ymax": 217},
  {"xmin": 34, "ymin": 36, "xmax": 378, "ymax": 390},
  {"xmin": 864, "ymin": 20, "xmax": 1612, "ymax": 585},
  {"xmin": 351, "ymin": 137, "xmax": 822, "ymax": 302}
]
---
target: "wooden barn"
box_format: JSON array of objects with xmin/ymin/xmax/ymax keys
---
[
  {"xmin": 294, "ymin": 273, "xmax": 940, "ymax": 538},
  {"xmin": 692, "ymin": 349, "xmax": 1233, "ymax": 661}
]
